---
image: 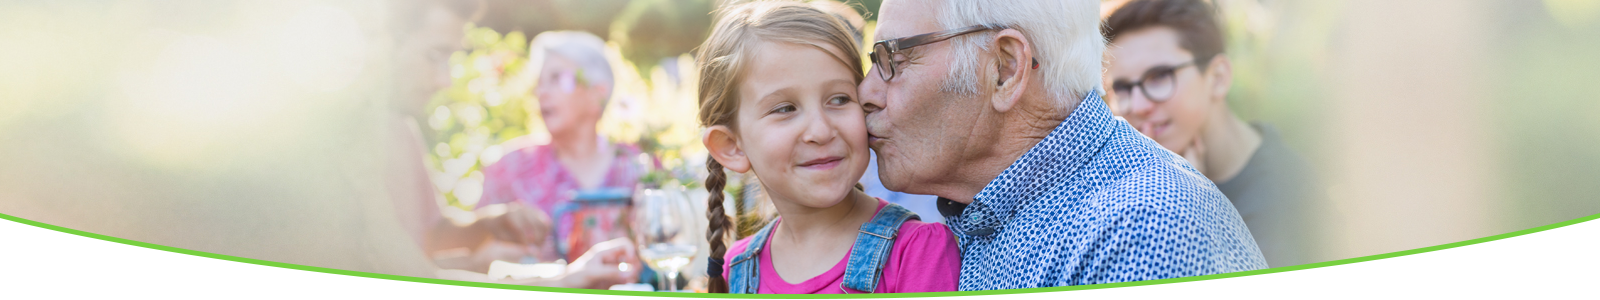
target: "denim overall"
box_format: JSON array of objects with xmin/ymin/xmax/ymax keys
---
[{"xmin": 726, "ymin": 203, "xmax": 919, "ymax": 294}]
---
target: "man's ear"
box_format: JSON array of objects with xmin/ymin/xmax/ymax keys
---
[
  {"xmin": 702, "ymin": 125, "xmax": 750, "ymax": 173},
  {"xmin": 990, "ymin": 28, "xmax": 1032, "ymax": 113},
  {"xmin": 1205, "ymin": 54, "xmax": 1233, "ymax": 104}
]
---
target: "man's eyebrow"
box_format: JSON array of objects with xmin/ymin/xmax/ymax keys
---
[{"xmin": 873, "ymin": 28, "xmax": 899, "ymax": 41}]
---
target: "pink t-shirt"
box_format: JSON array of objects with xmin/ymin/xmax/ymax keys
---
[
  {"xmin": 476, "ymin": 136, "xmax": 653, "ymax": 261},
  {"xmin": 477, "ymin": 137, "xmax": 649, "ymax": 214},
  {"xmin": 721, "ymin": 199, "xmax": 961, "ymax": 294}
]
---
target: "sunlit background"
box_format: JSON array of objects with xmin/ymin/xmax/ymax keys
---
[{"xmin": 1, "ymin": 0, "xmax": 1598, "ymax": 277}]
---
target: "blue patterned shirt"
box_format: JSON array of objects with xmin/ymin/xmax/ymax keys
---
[{"xmin": 940, "ymin": 91, "xmax": 1267, "ymax": 290}]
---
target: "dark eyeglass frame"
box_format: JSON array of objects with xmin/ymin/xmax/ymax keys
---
[
  {"xmin": 1110, "ymin": 61, "xmax": 1195, "ymax": 107},
  {"xmin": 869, "ymin": 25, "xmax": 1003, "ymax": 81}
]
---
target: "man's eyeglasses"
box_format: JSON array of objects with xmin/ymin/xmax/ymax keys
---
[
  {"xmin": 869, "ymin": 25, "xmax": 1021, "ymax": 82},
  {"xmin": 1110, "ymin": 61, "xmax": 1194, "ymax": 112}
]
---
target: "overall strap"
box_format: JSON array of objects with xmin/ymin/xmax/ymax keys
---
[
  {"xmin": 839, "ymin": 203, "xmax": 919, "ymax": 293},
  {"xmin": 727, "ymin": 220, "xmax": 779, "ymax": 294}
]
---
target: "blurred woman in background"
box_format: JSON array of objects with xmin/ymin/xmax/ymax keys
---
[
  {"xmin": 470, "ymin": 30, "xmax": 653, "ymax": 264},
  {"xmin": 389, "ymin": 1, "xmax": 639, "ymax": 288}
]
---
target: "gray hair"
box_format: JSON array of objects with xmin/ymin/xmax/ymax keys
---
[
  {"xmin": 936, "ymin": 0, "xmax": 1105, "ymax": 110},
  {"xmin": 528, "ymin": 31, "xmax": 615, "ymax": 101}
]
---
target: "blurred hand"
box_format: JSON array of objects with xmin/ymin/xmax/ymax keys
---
[
  {"xmin": 475, "ymin": 238, "xmax": 540, "ymax": 263},
  {"xmin": 431, "ymin": 239, "xmax": 534, "ymax": 273},
  {"xmin": 478, "ymin": 202, "xmax": 553, "ymax": 247},
  {"xmin": 561, "ymin": 237, "xmax": 640, "ymax": 289}
]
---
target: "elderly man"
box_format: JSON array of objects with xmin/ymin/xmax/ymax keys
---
[{"xmin": 860, "ymin": 0, "xmax": 1267, "ymax": 290}]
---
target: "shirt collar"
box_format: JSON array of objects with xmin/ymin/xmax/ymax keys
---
[{"xmin": 944, "ymin": 90, "xmax": 1117, "ymax": 236}]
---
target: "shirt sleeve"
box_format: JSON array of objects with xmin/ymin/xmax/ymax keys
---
[
  {"xmin": 881, "ymin": 221, "xmax": 961, "ymax": 293},
  {"xmin": 1075, "ymin": 203, "xmax": 1219, "ymax": 285},
  {"xmin": 476, "ymin": 149, "xmax": 526, "ymax": 209}
]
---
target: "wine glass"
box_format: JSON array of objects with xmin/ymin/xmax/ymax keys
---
[{"xmin": 631, "ymin": 187, "xmax": 700, "ymax": 292}]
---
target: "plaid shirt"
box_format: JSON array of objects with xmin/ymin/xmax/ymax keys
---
[{"xmin": 939, "ymin": 91, "xmax": 1267, "ymax": 290}]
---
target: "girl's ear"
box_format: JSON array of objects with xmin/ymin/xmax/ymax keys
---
[{"xmin": 703, "ymin": 125, "xmax": 751, "ymax": 173}]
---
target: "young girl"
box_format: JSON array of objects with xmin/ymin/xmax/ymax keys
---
[{"xmin": 694, "ymin": 1, "xmax": 960, "ymax": 294}]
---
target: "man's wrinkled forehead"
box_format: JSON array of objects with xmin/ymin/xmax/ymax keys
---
[{"xmin": 874, "ymin": 0, "xmax": 944, "ymax": 41}]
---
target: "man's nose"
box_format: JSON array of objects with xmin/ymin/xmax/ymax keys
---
[
  {"xmin": 859, "ymin": 68, "xmax": 887, "ymax": 115},
  {"xmin": 535, "ymin": 86, "xmax": 553, "ymax": 102}
]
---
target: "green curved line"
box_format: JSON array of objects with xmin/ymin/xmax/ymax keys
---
[{"xmin": 2, "ymin": 211, "xmax": 1597, "ymax": 298}]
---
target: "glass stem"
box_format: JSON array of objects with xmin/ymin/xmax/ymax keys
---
[
  {"xmin": 665, "ymin": 271, "xmax": 679, "ymax": 292},
  {"xmin": 655, "ymin": 271, "xmax": 666, "ymax": 292}
]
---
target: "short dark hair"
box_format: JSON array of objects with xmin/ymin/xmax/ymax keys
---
[{"xmin": 1103, "ymin": 0, "xmax": 1225, "ymax": 70}]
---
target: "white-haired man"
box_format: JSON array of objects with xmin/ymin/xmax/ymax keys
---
[{"xmin": 860, "ymin": 0, "xmax": 1267, "ymax": 290}]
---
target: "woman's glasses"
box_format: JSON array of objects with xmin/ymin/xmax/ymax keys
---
[{"xmin": 538, "ymin": 69, "xmax": 587, "ymax": 94}]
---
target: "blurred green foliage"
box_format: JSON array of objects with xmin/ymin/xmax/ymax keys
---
[
  {"xmin": 478, "ymin": 0, "xmax": 878, "ymax": 76},
  {"xmin": 1486, "ymin": 2, "xmax": 1600, "ymax": 229},
  {"xmin": 423, "ymin": 26, "xmax": 534, "ymax": 209},
  {"xmin": 423, "ymin": 23, "xmax": 712, "ymax": 209},
  {"xmin": 1217, "ymin": 0, "xmax": 1600, "ymax": 230}
]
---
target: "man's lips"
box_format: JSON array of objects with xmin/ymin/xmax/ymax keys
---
[
  {"xmin": 867, "ymin": 129, "xmax": 888, "ymax": 146},
  {"xmin": 798, "ymin": 156, "xmax": 844, "ymax": 170}
]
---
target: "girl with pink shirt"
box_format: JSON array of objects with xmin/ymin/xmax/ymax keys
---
[{"xmin": 693, "ymin": 1, "xmax": 960, "ymax": 294}]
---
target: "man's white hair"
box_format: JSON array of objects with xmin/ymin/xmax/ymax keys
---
[
  {"xmin": 937, "ymin": 0, "xmax": 1104, "ymax": 110},
  {"xmin": 529, "ymin": 31, "xmax": 615, "ymax": 101}
]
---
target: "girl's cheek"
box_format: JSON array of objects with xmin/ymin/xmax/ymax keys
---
[
  {"xmin": 763, "ymin": 125, "xmax": 793, "ymax": 157},
  {"xmin": 744, "ymin": 121, "xmax": 789, "ymax": 173},
  {"xmin": 830, "ymin": 109, "xmax": 869, "ymax": 142}
]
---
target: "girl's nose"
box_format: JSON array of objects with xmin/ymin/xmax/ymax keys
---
[{"xmin": 801, "ymin": 110, "xmax": 838, "ymax": 146}]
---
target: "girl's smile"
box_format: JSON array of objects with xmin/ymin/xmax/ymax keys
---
[{"xmin": 797, "ymin": 156, "xmax": 844, "ymax": 170}]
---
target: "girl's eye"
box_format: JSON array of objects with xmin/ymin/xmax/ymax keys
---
[
  {"xmin": 770, "ymin": 104, "xmax": 796, "ymax": 114},
  {"xmin": 827, "ymin": 95, "xmax": 851, "ymax": 106}
]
